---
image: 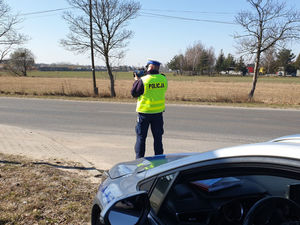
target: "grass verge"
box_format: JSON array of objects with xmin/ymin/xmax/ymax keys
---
[{"xmin": 0, "ymin": 153, "xmax": 99, "ymax": 225}]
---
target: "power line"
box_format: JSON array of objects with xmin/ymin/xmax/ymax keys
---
[
  {"xmin": 22, "ymin": 13, "xmax": 63, "ymax": 20},
  {"xmin": 19, "ymin": 7, "xmax": 236, "ymax": 25},
  {"xmin": 20, "ymin": 7, "xmax": 75, "ymax": 16},
  {"xmin": 141, "ymin": 12, "xmax": 236, "ymax": 25},
  {"xmin": 20, "ymin": 7, "xmax": 235, "ymax": 17},
  {"xmin": 141, "ymin": 9, "xmax": 235, "ymax": 15}
]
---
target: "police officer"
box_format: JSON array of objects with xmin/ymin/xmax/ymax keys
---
[{"xmin": 131, "ymin": 60, "xmax": 168, "ymax": 159}]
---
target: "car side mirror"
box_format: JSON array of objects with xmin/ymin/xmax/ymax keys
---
[{"xmin": 102, "ymin": 192, "xmax": 150, "ymax": 225}]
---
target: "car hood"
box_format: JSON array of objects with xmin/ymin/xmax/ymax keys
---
[{"xmin": 108, "ymin": 153, "xmax": 193, "ymax": 179}]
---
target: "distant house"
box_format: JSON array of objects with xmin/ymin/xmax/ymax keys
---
[
  {"xmin": 276, "ymin": 67, "xmax": 285, "ymax": 76},
  {"xmin": 247, "ymin": 64, "xmax": 254, "ymax": 74},
  {"xmin": 259, "ymin": 67, "xmax": 266, "ymax": 75},
  {"xmin": 247, "ymin": 64, "xmax": 266, "ymax": 75}
]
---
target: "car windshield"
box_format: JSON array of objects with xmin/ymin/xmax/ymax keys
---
[{"xmin": 154, "ymin": 172, "xmax": 300, "ymax": 225}]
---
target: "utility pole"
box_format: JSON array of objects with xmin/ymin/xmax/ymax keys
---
[{"xmin": 89, "ymin": 0, "xmax": 98, "ymax": 95}]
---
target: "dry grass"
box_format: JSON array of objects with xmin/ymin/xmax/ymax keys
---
[
  {"xmin": 0, "ymin": 153, "xmax": 99, "ymax": 225},
  {"xmin": 167, "ymin": 80, "xmax": 300, "ymax": 105},
  {"xmin": 0, "ymin": 76, "xmax": 300, "ymax": 106}
]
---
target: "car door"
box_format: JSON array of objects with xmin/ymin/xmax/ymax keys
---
[{"xmin": 146, "ymin": 156, "xmax": 300, "ymax": 225}]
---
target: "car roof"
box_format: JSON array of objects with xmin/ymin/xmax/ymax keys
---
[
  {"xmin": 144, "ymin": 134, "xmax": 300, "ymax": 177},
  {"xmin": 270, "ymin": 134, "xmax": 300, "ymax": 144}
]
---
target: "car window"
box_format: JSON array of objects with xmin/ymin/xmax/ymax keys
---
[
  {"xmin": 149, "ymin": 173, "xmax": 177, "ymax": 214},
  {"xmin": 139, "ymin": 177, "xmax": 156, "ymax": 193}
]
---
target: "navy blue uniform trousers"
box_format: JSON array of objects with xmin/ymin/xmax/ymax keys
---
[{"xmin": 135, "ymin": 112, "xmax": 164, "ymax": 159}]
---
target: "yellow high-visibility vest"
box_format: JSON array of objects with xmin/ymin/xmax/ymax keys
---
[{"xmin": 136, "ymin": 74, "xmax": 167, "ymax": 113}]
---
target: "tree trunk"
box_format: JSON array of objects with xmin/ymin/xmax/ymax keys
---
[
  {"xmin": 105, "ymin": 55, "xmax": 116, "ymax": 97},
  {"xmin": 23, "ymin": 61, "xmax": 27, "ymax": 76},
  {"xmin": 249, "ymin": 51, "xmax": 261, "ymax": 99}
]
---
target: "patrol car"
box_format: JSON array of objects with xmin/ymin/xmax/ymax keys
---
[{"xmin": 91, "ymin": 134, "xmax": 300, "ymax": 225}]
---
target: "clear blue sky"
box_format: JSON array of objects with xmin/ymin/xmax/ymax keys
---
[{"xmin": 8, "ymin": 0, "xmax": 300, "ymax": 67}]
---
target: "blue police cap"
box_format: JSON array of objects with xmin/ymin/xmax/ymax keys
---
[{"xmin": 147, "ymin": 60, "xmax": 161, "ymax": 66}]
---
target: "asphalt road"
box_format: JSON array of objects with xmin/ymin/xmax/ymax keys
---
[{"xmin": 0, "ymin": 97, "xmax": 299, "ymax": 167}]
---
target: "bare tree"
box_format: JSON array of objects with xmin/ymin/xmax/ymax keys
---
[
  {"xmin": 261, "ymin": 47, "xmax": 277, "ymax": 74},
  {"xmin": 0, "ymin": 0, "xmax": 26, "ymax": 62},
  {"xmin": 7, "ymin": 48, "xmax": 35, "ymax": 76},
  {"xmin": 184, "ymin": 42, "xmax": 215, "ymax": 75},
  {"xmin": 61, "ymin": 0, "xmax": 141, "ymax": 97},
  {"xmin": 168, "ymin": 42, "xmax": 215, "ymax": 75},
  {"xmin": 185, "ymin": 42, "xmax": 205, "ymax": 73},
  {"xmin": 206, "ymin": 47, "xmax": 215, "ymax": 75},
  {"xmin": 294, "ymin": 53, "xmax": 300, "ymax": 70},
  {"xmin": 235, "ymin": 0, "xmax": 300, "ymax": 99}
]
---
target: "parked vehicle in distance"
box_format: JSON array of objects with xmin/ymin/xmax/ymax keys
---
[{"xmin": 92, "ymin": 134, "xmax": 300, "ymax": 225}]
